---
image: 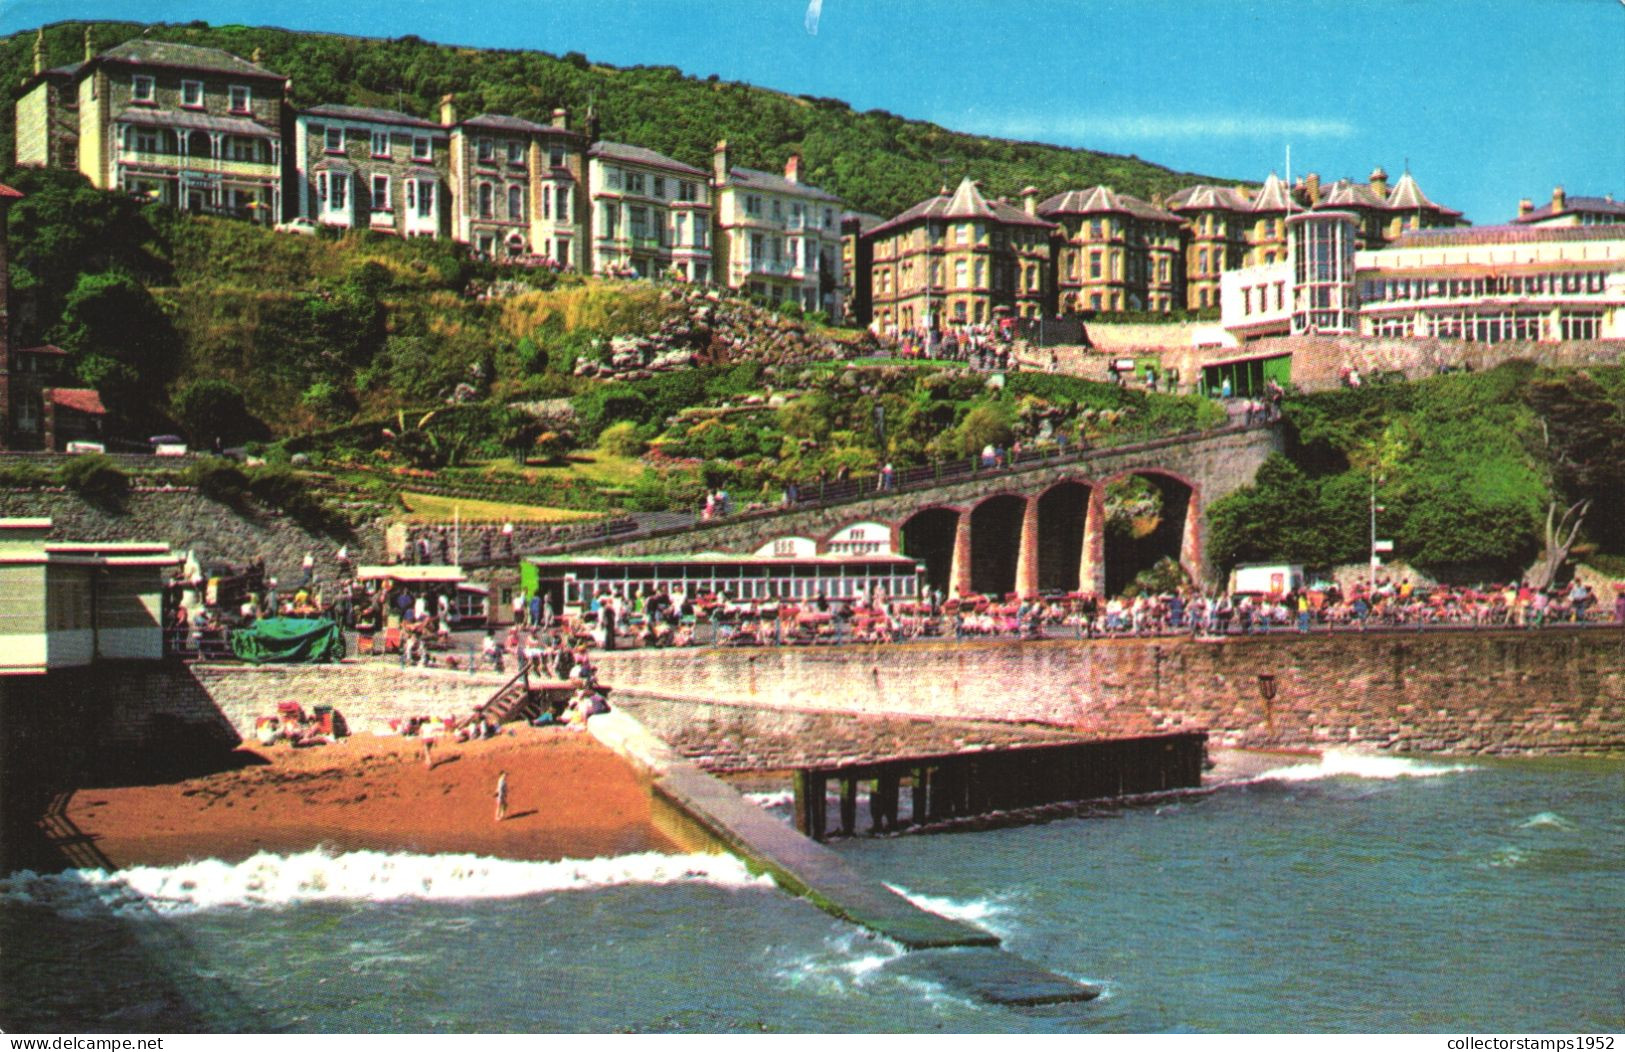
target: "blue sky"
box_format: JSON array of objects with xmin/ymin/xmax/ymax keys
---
[{"xmin": 2, "ymin": 0, "xmax": 1620, "ymax": 224}]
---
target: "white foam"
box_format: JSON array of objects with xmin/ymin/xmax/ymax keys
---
[
  {"xmin": 1517, "ymin": 811, "xmax": 1576, "ymax": 831},
  {"xmin": 0, "ymin": 849, "xmax": 772, "ymax": 916},
  {"xmin": 885, "ymin": 883, "xmax": 1009, "ymax": 930},
  {"xmin": 744, "ymin": 790, "xmax": 796, "ymax": 810},
  {"xmin": 1249, "ymin": 749, "xmax": 1477, "ymax": 784}
]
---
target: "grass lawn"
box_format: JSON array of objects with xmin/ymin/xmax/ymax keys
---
[
  {"xmin": 474, "ymin": 450, "xmax": 644, "ymax": 486},
  {"xmin": 397, "ymin": 491, "xmax": 603, "ymax": 524}
]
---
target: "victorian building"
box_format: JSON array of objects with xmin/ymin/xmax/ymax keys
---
[
  {"xmin": 51, "ymin": 39, "xmax": 289, "ymax": 223},
  {"xmin": 587, "ymin": 141, "xmax": 712, "ymax": 282},
  {"xmin": 1512, "ymin": 187, "xmax": 1625, "ymax": 228},
  {"xmin": 443, "ymin": 98, "xmax": 585, "ymax": 266},
  {"xmin": 293, "ymin": 104, "xmax": 451, "ymax": 239},
  {"xmin": 866, "ymin": 177, "xmax": 1054, "ymax": 333},
  {"xmin": 1039, "ymin": 185, "xmax": 1184, "ymax": 314},
  {"xmin": 711, "ymin": 143, "xmax": 844, "ymax": 316}
]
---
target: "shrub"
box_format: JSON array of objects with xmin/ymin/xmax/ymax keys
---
[
  {"xmin": 185, "ymin": 457, "xmax": 249, "ymax": 503},
  {"xmin": 597, "ymin": 420, "xmax": 646, "ymax": 458},
  {"xmin": 0, "ymin": 461, "xmax": 52, "ymax": 488},
  {"xmin": 57, "ymin": 454, "xmax": 128, "ymax": 508}
]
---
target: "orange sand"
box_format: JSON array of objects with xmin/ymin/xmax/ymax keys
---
[{"xmin": 61, "ymin": 726, "xmax": 679, "ymax": 869}]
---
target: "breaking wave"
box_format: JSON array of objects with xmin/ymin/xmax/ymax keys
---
[
  {"xmin": 1248, "ymin": 749, "xmax": 1478, "ymax": 784},
  {"xmin": 0, "ymin": 848, "xmax": 772, "ymax": 917}
]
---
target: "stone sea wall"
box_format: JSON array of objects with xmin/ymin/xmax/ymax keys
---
[{"xmin": 594, "ymin": 629, "xmax": 1625, "ymax": 755}]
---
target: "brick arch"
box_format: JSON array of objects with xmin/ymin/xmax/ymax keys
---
[{"xmin": 1097, "ymin": 467, "xmax": 1204, "ymax": 592}]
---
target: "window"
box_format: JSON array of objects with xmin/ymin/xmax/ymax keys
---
[
  {"xmin": 745, "ymin": 195, "xmax": 762, "ymax": 217},
  {"xmin": 771, "ymin": 199, "xmax": 783, "ymax": 221},
  {"xmin": 541, "ymin": 186, "xmax": 551, "ymax": 220},
  {"xmin": 406, "ymin": 179, "xmax": 431, "ymax": 217},
  {"xmin": 479, "ymin": 183, "xmax": 494, "ymax": 219},
  {"xmin": 677, "ymin": 181, "xmax": 697, "ymax": 202},
  {"xmin": 554, "ymin": 186, "xmax": 569, "ymax": 222},
  {"xmin": 549, "ymin": 147, "xmax": 565, "ymax": 168},
  {"xmin": 229, "ymin": 85, "xmax": 251, "ymax": 113},
  {"xmin": 694, "ymin": 222, "xmax": 707, "ymax": 249},
  {"xmin": 507, "ymin": 141, "xmax": 525, "ymax": 166},
  {"xmin": 653, "ymin": 176, "xmax": 666, "ymax": 198},
  {"xmin": 555, "ymin": 239, "xmax": 570, "ymax": 266},
  {"xmin": 601, "ymin": 206, "xmax": 618, "ymax": 237},
  {"xmin": 477, "ymin": 138, "xmax": 495, "ymax": 163},
  {"xmin": 230, "ymin": 137, "xmax": 259, "ymax": 162},
  {"xmin": 324, "ymin": 126, "xmax": 344, "ymax": 153},
  {"xmin": 413, "ymin": 136, "xmax": 432, "ymax": 161},
  {"xmin": 674, "ymin": 213, "xmax": 686, "ymax": 245},
  {"xmin": 132, "ymin": 75, "xmax": 156, "ymax": 103},
  {"xmin": 319, "ymin": 171, "xmax": 349, "ymax": 213},
  {"xmin": 606, "ymin": 168, "xmax": 622, "ymax": 190},
  {"xmin": 372, "ymin": 174, "xmax": 391, "ymax": 211},
  {"xmin": 134, "ymin": 127, "xmax": 161, "ymax": 154},
  {"xmin": 181, "ymin": 80, "xmax": 203, "ymax": 108},
  {"xmin": 973, "ymin": 258, "xmax": 985, "ymax": 287},
  {"xmin": 508, "ymin": 185, "xmax": 523, "ymax": 222},
  {"xmin": 1089, "ymin": 253, "xmax": 1102, "ymax": 279},
  {"xmin": 371, "ymin": 131, "xmax": 390, "ymax": 158},
  {"xmin": 954, "ymin": 259, "xmax": 968, "ymax": 288},
  {"xmin": 627, "ymin": 172, "xmax": 646, "ymax": 195}
]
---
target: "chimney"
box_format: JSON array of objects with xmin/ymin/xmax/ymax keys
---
[
  {"xmin": 1304, "ymin": 172, "xmax": 1321, "ymax": 205},
  {"xmin": 1369, "ymin": 166, "xmax": 1389, "ymax": 197},
  {"xmin": 1021, "ymin": 185, "xmax": 1038, "ymax": 216},
  {"xmin": 584, "ymin": 106, "xmax": 600, "ymax": 144},
  {"xmin": 551, "ymin": 106, "xmax": 569, "ymax": 129},
  {"xmin": 784, "ymin": 152, "xmax": 801, "ymax": 184},
  {"xmin": 1551, "ymin": 186, "xmax": 1567, "ymax": 214},
  {"xmin": 33, "ymin": 28, "xmax": 43, "ymax": 76},
  {"xmin": 713, "ymin": 140, "xmax": 730, "ymax": 186},
  {"xmin": 439, "ymin": 93, "xmax": 457, "ymax": 127},
  {"xmin": 83, "ymin": 27, "xmax": 93, "ymax": 62},
  {"xmin": 251, "ymin": 46, "xmax": 263, "ymax": 65},
  {"xmin": 1518, "ymin": 198, "xmax": 1533, "ymax": 219}
]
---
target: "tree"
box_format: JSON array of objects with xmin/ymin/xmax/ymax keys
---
[
  {"xmin": 498, "ymin": 406, "xmax": 543, "ymax": 465},
  {"xmin": 1525, "ymin": 371, "xmax": 1625, "ymax": 554},
  {"xmin": 54, "ymin": 270, "xmax": 180, "ymax": 427},
  {"xmin": 174, "ymin": 379, "xmax": 248, "ymax": 448}
]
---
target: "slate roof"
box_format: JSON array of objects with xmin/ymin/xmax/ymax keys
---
[
  {"xmin": 1384, "ymin": 171, "xmax": 1463, "ymax": 217},
  {"xmin": 869, "ymin": 177, "xmax": 1053, "ymax": 237},
  {"xmin": 841, "ymin": 210, "xmax": 887, "ymax": 233},
  {"xmin": 1386, "ymin": 224, "xmax": 1625, "ymax": 250},
  {"xmin": 462, "ymin": 113, "xmax": 578, "ymax": 137},
  {"xmin": 589, "ymin": 140, "xmax": 706, "ymax": 177},
  {"xmin": 44, "ymin": 388, "xmax": 108, "ymax": 416},
  {"xmin": 95, "ymin": 40, "xmax": 283, "ymax": 80},
  {"xmin": 115, "ymin": 108, "xmax": 274, "ymax": 137},
  {"xmin": 302, "ymin": 103, "xmax": 443, "ymax": 130},
  {"xmin": 1166, "ymin": 184, "xmax": 1251, "ymax": 212},
  {"xmin": 726, "ymin": 165, "xmax": 842, "ymax": 203},
  {"xmin": 1038, "ymin": 185, "xmax": 1182, "ymax": 223},
  {"xmin": 1511, "ymin": 195, "xmax": 1625, "ymax": 225},
  {"xmin": 1249, "ymin": 172, "xmax": 1297, "ymax": 213}
]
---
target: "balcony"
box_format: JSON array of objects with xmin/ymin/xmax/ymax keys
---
[{"xmin": 118, "ymin": 148, "xmax": 277, "ymax": 181}]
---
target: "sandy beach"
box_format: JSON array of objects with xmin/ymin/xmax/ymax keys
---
[{"xmin": 55, "ymin": 726, "xmax": 679, "ymax": 870}]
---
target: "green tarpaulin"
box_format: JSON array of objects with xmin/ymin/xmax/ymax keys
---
[{"xmin": 229, "ymin": 617, "xmax": 347, "ymax": 664}]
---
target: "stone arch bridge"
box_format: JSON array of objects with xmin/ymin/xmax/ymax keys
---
[{"xmin": 575, "ymin": 424, "xmax": 1282, "ymax": 597}]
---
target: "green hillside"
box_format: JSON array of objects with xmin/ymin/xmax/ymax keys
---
[{"xmin": 0, "ymin": 20, "xmax": 1231, "ymax": 217}]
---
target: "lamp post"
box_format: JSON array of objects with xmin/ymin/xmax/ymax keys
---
[
  {"xmin": 1369, "ymin": 468, "xmax": 1386, "ymax": 593},
  {"xmin": 1256, "ymin": 672, "xmax": 1277, "ymax": 735}
]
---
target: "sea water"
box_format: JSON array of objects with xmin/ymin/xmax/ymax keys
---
[{"xmin": 1, "ymin": 752, "xmax": 1620, "ymax": 1033}]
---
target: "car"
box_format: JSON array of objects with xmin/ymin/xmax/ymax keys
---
[{"xmin": 274, "ymin": 218, "xmax": 317, "ymax": 236}]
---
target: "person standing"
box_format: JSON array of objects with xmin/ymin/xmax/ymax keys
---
[{"xmin": 494, "ymin": 771, "xmax": 509, "ymax": 822}]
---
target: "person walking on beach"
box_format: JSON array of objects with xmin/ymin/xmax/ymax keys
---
[{"xmin": 495, "ymin": 770, "xmax": 509, "ymax": 821}]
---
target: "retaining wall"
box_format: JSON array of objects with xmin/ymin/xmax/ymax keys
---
[{"xmin": 594, "ymin": 629, "xmax": 1625, "ymax": 754}]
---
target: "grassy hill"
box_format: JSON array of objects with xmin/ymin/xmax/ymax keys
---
[{"xmin": 0, "ymin": 20, "xmax": 1234, "ymax": 217}]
